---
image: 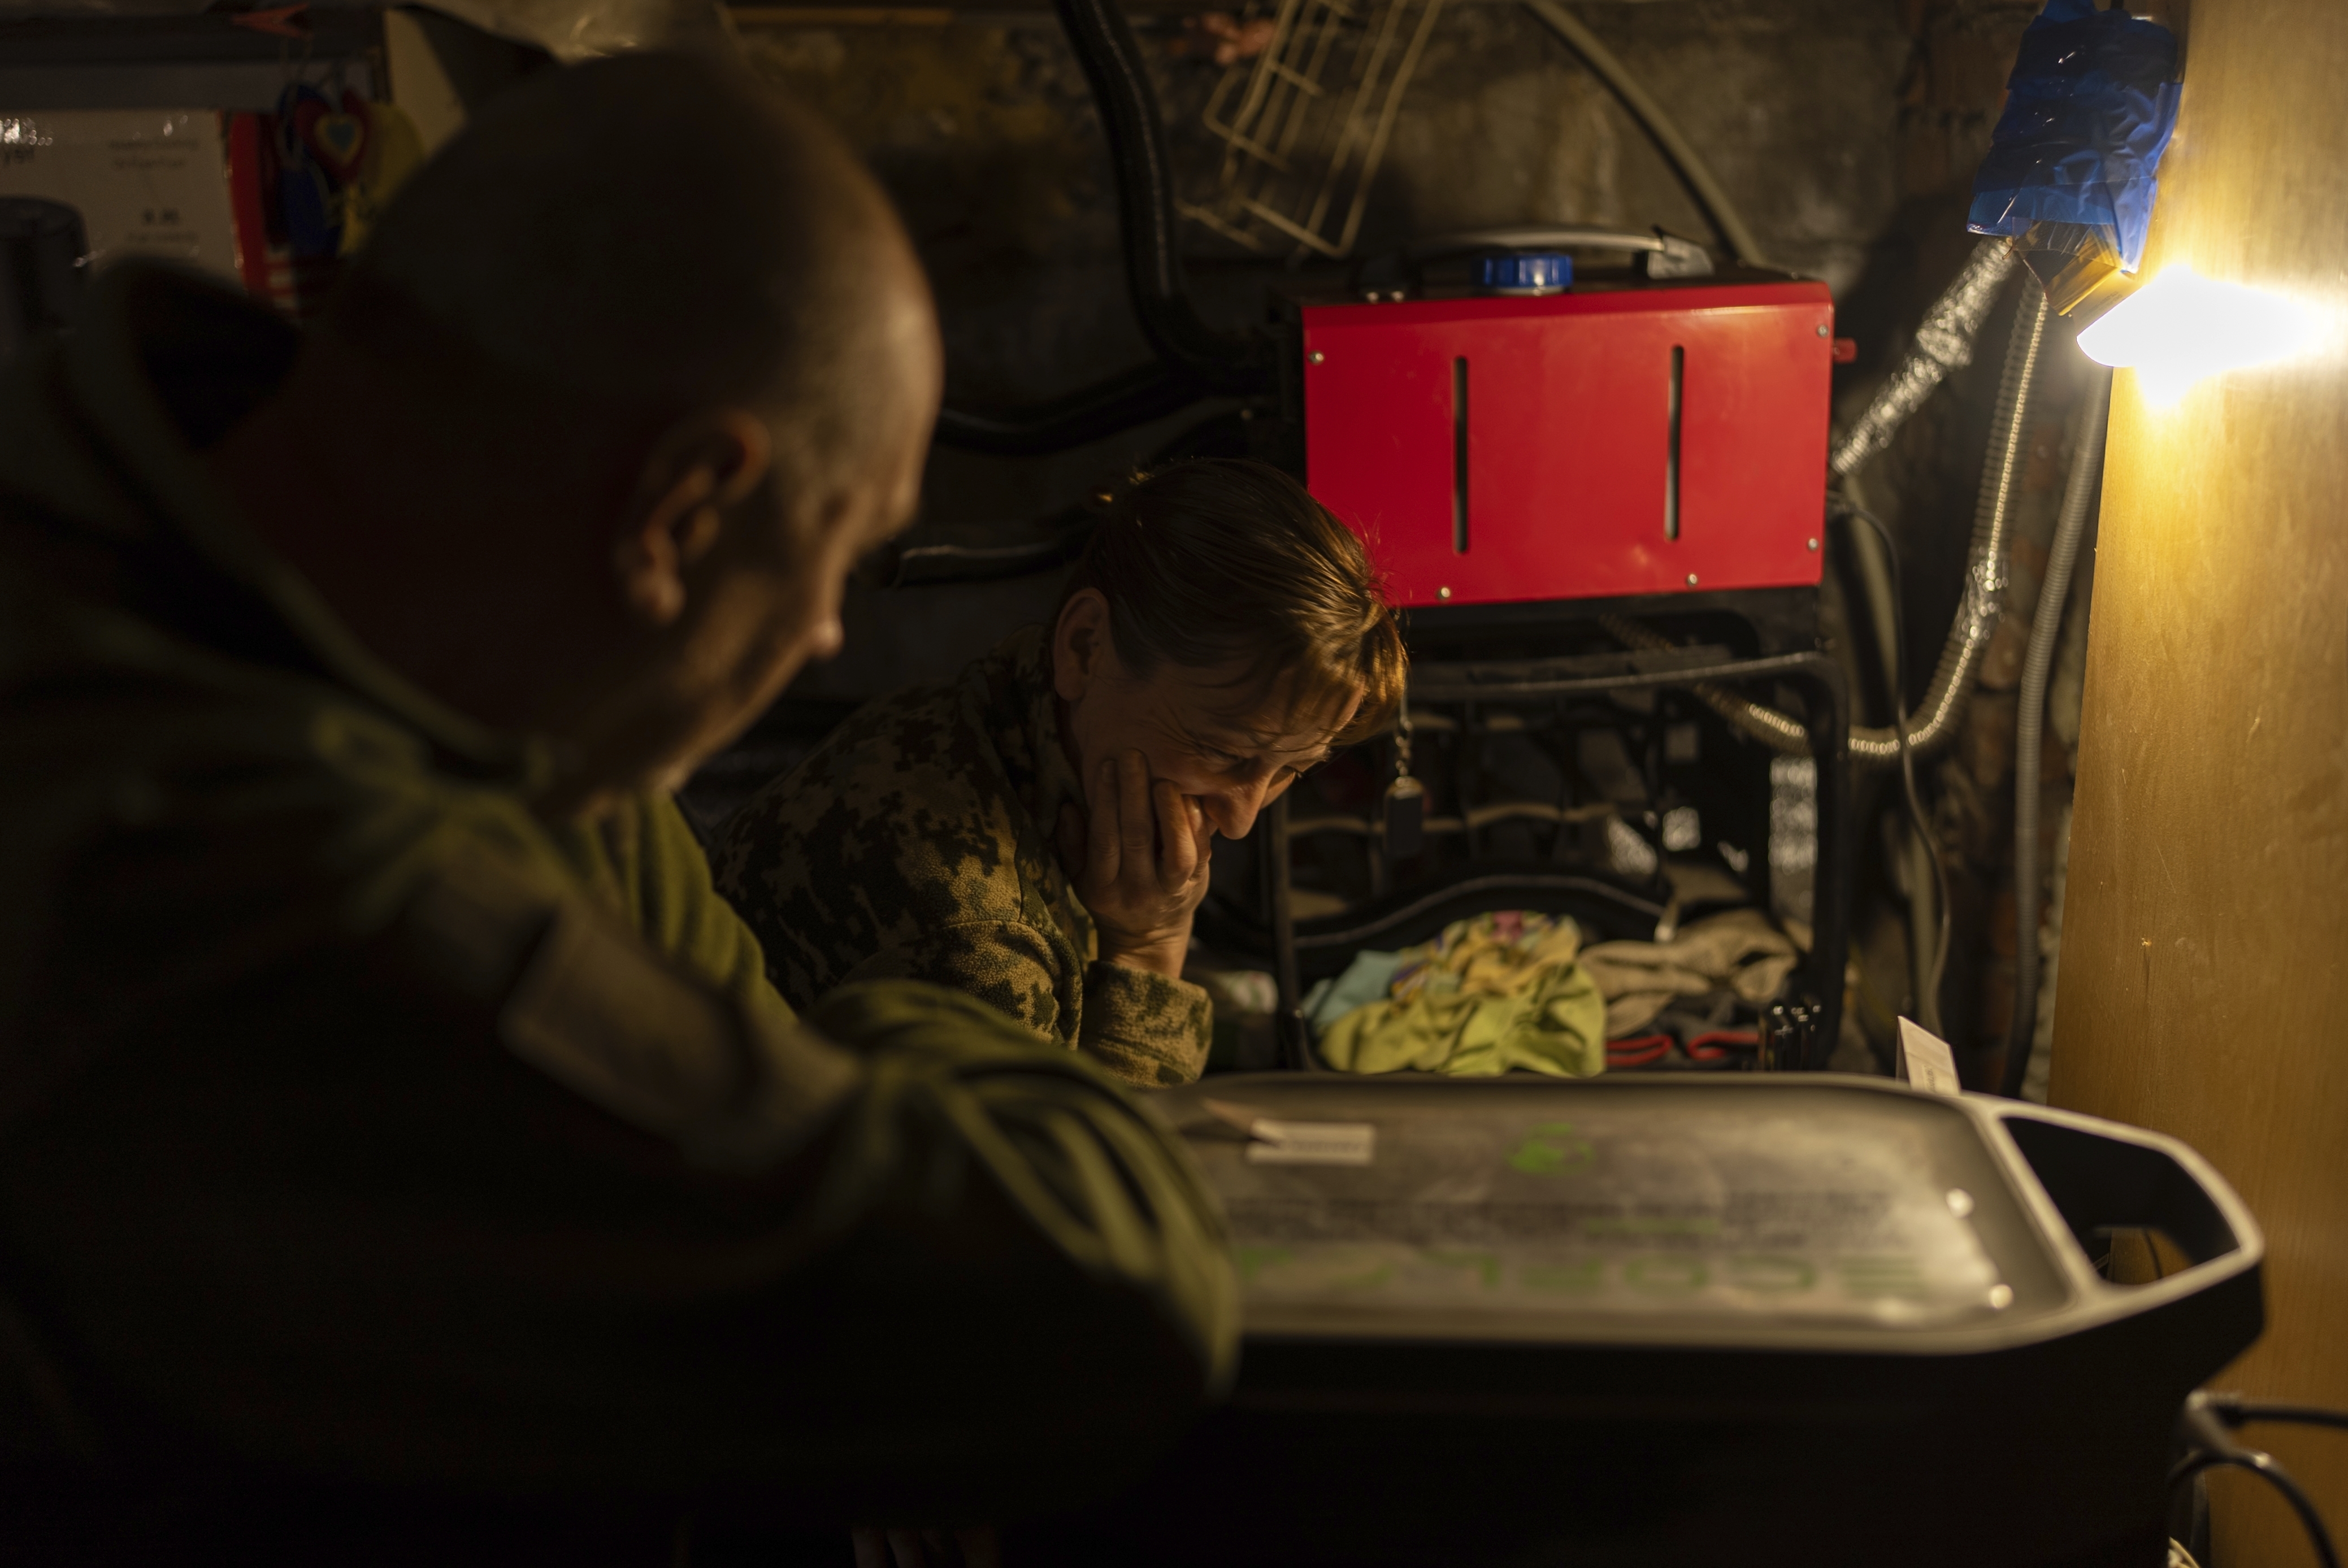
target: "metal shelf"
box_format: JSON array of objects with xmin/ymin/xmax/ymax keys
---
[{"xmin": 1260, "ymin": 645, "xmax": 1850, "ymax": 1072}]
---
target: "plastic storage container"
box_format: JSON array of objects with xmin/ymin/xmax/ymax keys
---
[{"xmin": 1019, "ymin": 1074, "xmax": 2263, "ymax": 1567}]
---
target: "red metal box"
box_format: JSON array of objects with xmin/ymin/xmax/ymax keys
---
[{"xmin": 1300, "ymin": 280, "xmax": 1834, "ymax": 610}]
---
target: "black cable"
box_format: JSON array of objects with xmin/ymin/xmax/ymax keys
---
[
  {"xmin": 1049, "ymin": 0, "xmax": 1265, "ymax": 394},
  {"xmin": 2204, "ymin": 1396, "xmax": 2348, "ymax": 1436},
  {"xmin": 886, "ymin": 406, "xmax": 1252, "ymax": 586},
  {"xmin": 1516, "ymin": 0, "xmax": 1768, "ymax": 269},
  {"xmin": 2234, "ymin": 1405, "xmax": 2348, "ymax": 1434},
  {"xmin": 1836, "ymin": 499, "xmax": 1955, "ymax": 1036},
  {"xmin": 932, "ymin": 360, "xmax": 1206, "ymax": 456},
  {"xmin": 886, "ymin": 529, "xmax": 1092, "ymax": 587},
  {"xmin": 2168, "ymin": 1450, "xmax": 2341, "ymax": 1568}
]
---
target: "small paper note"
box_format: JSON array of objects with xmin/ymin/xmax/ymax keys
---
[
  {"xmin": 1895, "ymin": 1018, "xmax": 1962, "ymax": 1097},
  {"xmin": 1201, "ymin": 1098, "xmax": 1268, "ymax": 1135},
  {"xmin": 1244, "ymin": 1118, "xmax": 1377, "ymax": 1166}
]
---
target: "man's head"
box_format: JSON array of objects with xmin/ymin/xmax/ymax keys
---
[
  {"xmin": 1051, "ymin": 458, "xmax": 1404, "ymax": 841},
  {"xmin": 231, "ymin": 51, "xmax": 941, "ymax": 813}
]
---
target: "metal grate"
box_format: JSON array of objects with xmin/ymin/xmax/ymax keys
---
[{"xmin": 1178, "ymin": 0, "xmax": 1446, "ymax": 261}]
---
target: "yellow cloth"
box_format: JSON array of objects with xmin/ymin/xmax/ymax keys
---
[{"xmin": 1317, "ymin": 912, "xmax": 1606, "ymax": 1078}]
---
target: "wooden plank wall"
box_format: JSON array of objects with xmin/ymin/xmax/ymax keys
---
[{"xmin": 2051, "ymin": 0, "xmax": 2348, "ymax": 1560}]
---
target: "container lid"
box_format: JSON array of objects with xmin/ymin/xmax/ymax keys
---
[
  {"xmin": 1475, "ymin": 250, "xmax": 1572, "ymax": 295},
  {"xmin": 1159, "ymin": 1074, "xmax": 2260, "ymax": 1356}
]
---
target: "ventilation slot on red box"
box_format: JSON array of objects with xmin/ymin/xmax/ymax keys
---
[
  {"xmin": 1299, "ymin": 280, "xmax": 1834, "ymax": 607},
  {"xmin": 1665, "ymin": 344, "xmax": 1685, "ymax": 542},
  {"xmin": 1451, "ymin": 355, "xmax": 1469, "ymax": 554}
]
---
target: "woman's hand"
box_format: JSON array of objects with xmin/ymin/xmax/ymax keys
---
[{"xmin": 1056, "ymin": 749, "xmax": 1213, "ymax": 978}]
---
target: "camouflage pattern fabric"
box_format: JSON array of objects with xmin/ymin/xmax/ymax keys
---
[{"xmin": 715, "ymin": 627, "xmax": 1213, "ymax": 1088}]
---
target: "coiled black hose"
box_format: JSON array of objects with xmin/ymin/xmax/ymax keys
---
[
  {"xmin": 931, "ymin": 0, "xmax": 1265, "ymax": 455},
  {"xmin": 1049, "ymin": 0, "xmax": 1265, "ymax": 395}
]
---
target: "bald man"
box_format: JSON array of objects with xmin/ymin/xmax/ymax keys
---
[{"xmin": 0, "ymin": 52, "xmax": 1231, "ymax": 1562}]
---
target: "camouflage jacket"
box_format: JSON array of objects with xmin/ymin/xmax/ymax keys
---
[{"xmin": 715, "ymin": 628, "xmax": 1213, "ymax": 1087}]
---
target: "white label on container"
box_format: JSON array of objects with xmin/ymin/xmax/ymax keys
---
[
  {"xmin": 1246, "ymin": 1119, "xmax": 1377, "ymax": 1166},
  {"xmin": 1896, "ymin": 1018, "xmax": 1962, "ymax": 1097}
]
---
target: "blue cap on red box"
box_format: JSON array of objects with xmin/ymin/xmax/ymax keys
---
[{"xmin": 1475, "ymin": 251, "xmax": 1572, "ymax": 295}]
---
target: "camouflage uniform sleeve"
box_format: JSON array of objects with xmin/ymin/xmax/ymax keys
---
[
  {"xmin": 710, "ymin": 677, "xmax": 1209, "ymax": 1087},
  {"xmin": 836, "ymin": 919, "xmax": 1077, "ymax": 1043},
  {"xmin": 1079, "ymin": 962, "xmax": 1213, "ymax": 1088},
  {"xmin": 3, "ymin": 828, "xmax": 1238, "ymax": 1523},
  {"xmin": 840, "ymin": 922, "xmax": 1211, "ymax": 1088},
  {"xmin": 710, "ymin": 689, "xmax": 1026, "ymax": 1018}
]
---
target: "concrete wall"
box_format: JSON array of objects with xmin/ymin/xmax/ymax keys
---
[{"xmin": 2052, "ymin": 0, "xmax": 2348, "ymax": 1554}]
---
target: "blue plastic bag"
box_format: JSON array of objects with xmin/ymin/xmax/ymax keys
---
[{"xmin": 1967, "ymin": 0, "xmax": 2181, "ymax": 274}]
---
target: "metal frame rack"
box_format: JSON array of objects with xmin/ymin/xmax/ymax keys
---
[{"xmin": 1256, "ymin": 641, "xmax": 1850, "ymax": 1073}]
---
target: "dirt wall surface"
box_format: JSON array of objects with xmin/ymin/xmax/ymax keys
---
[{"xmin": 2052, "ymin": 0, "xmax": 2348, "ymax": 1552}]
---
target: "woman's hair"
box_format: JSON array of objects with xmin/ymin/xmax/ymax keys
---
[{"xmin": 1058, "ymin": 458, "xmax": 1404, "ymax": 745}]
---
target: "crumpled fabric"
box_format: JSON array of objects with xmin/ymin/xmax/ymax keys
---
[
  {"xmin": 1302, "ymin": 949, "xmax": 1405, "ymax": 1032},
  {"xmin": 1576, "ymin": 908, "xmax": 1802, "ymax": 1039},
  {"xmin": 1316, "ymin": 913, "xmax": 1605, "ymax": 1079},
  {"xmin": 1964, "ymin": 0, "xmax": 2181, "ymax": 273}
]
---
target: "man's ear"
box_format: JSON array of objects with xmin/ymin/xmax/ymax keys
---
[
  {"xmin": 615, "ymin": 409, "xmax": 774, "ymax": 628},
  {"xmin": 1052, "ymin": 587, "xmax": 1112, "ymax": 702}
]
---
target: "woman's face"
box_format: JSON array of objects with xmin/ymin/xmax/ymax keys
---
[{"xmin": 1052, "ymin": 588, "xmax": 1359, "ymax": 842}]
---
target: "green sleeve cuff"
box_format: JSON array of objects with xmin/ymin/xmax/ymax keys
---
[{"xmin": 1079, "ymin": 961, "xmax": 1212, "ymax": 1087}]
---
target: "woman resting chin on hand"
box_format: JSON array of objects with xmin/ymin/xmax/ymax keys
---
[{"xmin": 714, "ymin": 457, "xmax": 1405, "ymax": 1088}]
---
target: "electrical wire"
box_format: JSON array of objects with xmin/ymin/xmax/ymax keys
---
[
  {"xmin": 1607, "ymin": 1035, "xmax": 1674, "ymax": 1068},
  {"xmin": 2004, "ymin": 373, "xmax": 2110, "ymax": 1098},
  {"xmin": 2203, "ymin": 1397, "xmax": 2348, "ymax": 1436},
  {"xmin": 1683, "ymin": 1030, "xmax": 1756, "ymax": 1062},
  {"xmin": 1518, "ymin": 0, "xmax": 1770, "ymax": 270},
  {"xmin": 2173, "ymin": 1394, "xmax": 2346, "ymax": 1568},
  {"xmin": 1839, "ymin": 502, "xmax": 1955, "ymax": 1036},
  {"xmin": 932, "ymin": 360, "xmax": 1204, "ymax": 456},
  {"xmin": 1841, "ymin": 472, "xmax": 1934, "ymax": 1022},
  {"xmin": 2168, "ymin": 1451, "xmax": 2340, "ymax": 1568},
  {"xmin": 1605, "ymin": 1031, "xmax": 1757, "ymax": 1069},
  {"xmin": 1841, "ymin": 471, "xmax": 1902, "ymax": 729}
]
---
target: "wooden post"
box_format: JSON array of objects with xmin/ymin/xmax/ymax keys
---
[{"xmin": 2054, "ymin": 2, "xmax": 2348, "ymax": 1558}]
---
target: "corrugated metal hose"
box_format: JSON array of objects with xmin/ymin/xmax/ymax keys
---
[{"xmin": 1607, "ymin": 241, "xmax": 2049, "ymax": 770}]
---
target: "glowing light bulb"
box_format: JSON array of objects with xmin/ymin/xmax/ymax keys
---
[{"xmin": 2077, "ymin": 266, "xmax": 2329, "ymax": 406}]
